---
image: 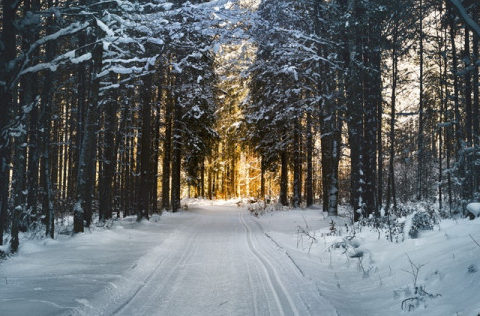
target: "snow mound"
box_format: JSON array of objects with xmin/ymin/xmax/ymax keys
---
[{"xmin": 466, "ymin": 203, "xmax": 480, "ymax": 219}]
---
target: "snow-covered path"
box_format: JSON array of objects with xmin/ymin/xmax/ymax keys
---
[
  {"xmin": 0, "ymin": 204, "xmax": 337, "ymax": 316},
  {"xmin": 2, "ymin": 202, "xmax": 480, "ymax": 315},
  {"xmin": 97, "ymin": 205, "xmax": 337, "ymax": 316}
]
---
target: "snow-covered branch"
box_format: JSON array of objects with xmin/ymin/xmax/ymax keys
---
[{"xmin": 448, "ymin": 0, "xmax": 480, "ymax": 38}]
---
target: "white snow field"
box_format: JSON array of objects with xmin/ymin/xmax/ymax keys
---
[{"xmin": 0, "ymin": 200, "xmax": 479, "ymax": 316}]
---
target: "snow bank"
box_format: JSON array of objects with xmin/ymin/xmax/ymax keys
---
[
  {"xmin": 182, "ymin": 197, "xmax": 247, "ymax": 207},
  {"xmin": 0, "ymin": 213, "xmax": 189, "ymax": 316},
  {"xmin": 256, "ymin": 208, "xmax": 480, "ymax": 315},
  {"xmin": 466, "ymin": 202, "xmax": 480, "ymax": 218},
  {"xmin": 1, "ymin": 203, "xmax": 478, "ymax": 316}
]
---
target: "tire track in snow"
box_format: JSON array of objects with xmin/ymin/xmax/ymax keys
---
[
  {"xmin": 263, "ymin": 231, "xmax": 305, "ymax": 278},
  {"xmin": 242, "ymin": 225, "xmax": 260, "ymax": 316},
  {"xmin": 252, "ymin": 216, "xmax": 337, "ymax": 316},
  {"xmin": 111, "ymin": 229, "xmax": 200, "ymax": 315},
  {"xmin": 240, "ymin": 212, "xmax": 299, "ymax": 316},
  {"xmin": 152, "ymin": 231, "xmax": 203, "ymax": 314},
  {"xmin": 239, "ymin": 213, "xmax": 277, "ymax": 315}
]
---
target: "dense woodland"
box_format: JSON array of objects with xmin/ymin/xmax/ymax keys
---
[{"xmin": 0, "ymin": 0, "xmax": 479, "ymax": 252}]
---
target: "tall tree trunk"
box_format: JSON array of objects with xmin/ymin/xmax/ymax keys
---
[
  {"xmin": 200, "ymin": 159, "xmax": 205, "ymax": 198},
  {"xmin": 74, "ymin": 40, "xmax": 103, "ymax": 232},
  {"xmin": 473, "ymin": 6, "xmax": 479, "ymax": 193},
  {"xmin": 438, "ymin": 38, "xmax": 445, "ymax": 211},
  {"xmin": 11, "ymin": 0, "xmax": 34, "ymax": 252},
  {"xmin": 25, "ymin": 0, "xmax": 41, "ymax": 222},
  {"xmin": 464, "ymin": 25, "xmax": 473, "ymax": 198},
  {"xmin": 123, "ymin": 119, "xmax": 132, "ymax": 216},
  {"xmin": 377, "ymin": 71, "xmax": 383, "ymax": 211},
  {"xmin": 465, "ymin": 27, "xmax": 473, "ymax": 146},
  {"xmin": 0, "ymin": 0, "xmax": 18, "ymax": 245},
  {"xmin": 417, "ymin": 0, "xmax": 425, "ymax": 201},
  {"xmin": 386, "ymin": 29, "xmax": 398, "ymax": 214},
  {"xmin": 11, "ymin": 107, "xmax": 27, "ymax": 251},
  {"xmin": 449, "ymin": 4, "xmax": 461, "ymax": 147},
  {"xmin": 320, "ymin": 92, "xmax": 341, "ymax": 217},
  {"xmin": 346, "ymin": 0, "xmax": 365, "ymax": 221},
  {"xmin": 71, "ymin": 17, "xmax": 88, "ymax": 203},
  {"xmin": 449, "ymin": 3, "xmax": 465, "ymax": 204},
  {"xmin": 152, "ymin": 88, "xmax": 162, "ymax": 213},
  {"xmin": 280, "ymin": 151, "xmax": 288, "ymax": 206},
  {"xmin": 440, "ymin": 20, "xmax": 453, "ymax": 213},
  {"xmin": 208, "ymin": 157, "xmax": 213, "ymax": 200},
  {"xmin": 99, "ymin": 78, "xmax": 118, "ymax": 221},
  {"xmin": 327, "ymin": 68, "xmax": 345, "ymax": 217},
  {"xmin": 230, "ymin": 155, "xmax": 236, "ymax": 198},
  {"xmin": 161, "ymin": 81, "xmax": 173, "ymax": 210},
  {"xmin": 321, "ymin": 128, "xmax": 331, "ymax": 212},
  {"xmin": 134, "ymin": 124, "xmax": 141, "ymax": 214},
  {"xmin": 292, "ymin": 120, "xmax": 301, "ymax": 207},
  {"xmin": 260, "ymin": 155, "xmax": 266, "ymax": 201},
  {"xmin": 41, "ymin": 7, "xmax": 56, "ymax": 239},
  {"xmin": 305, "ymin": 113, "xmax": 313, "ymax": 207},
  {"xmin": 328, "ymin": 132, "xmax": 340, "ymax": 217},
  {"xmin": 347, "ymin": 74, "xmax": 364, "ymax": 220},
  {"xmin": 138, "ymin": 75, "xmax": 153, "ymax": 221},
  {"xmin": 171, "ymin": 94, "xmax": 182, "ymax": 212},
  {"xmin": 50, "ymin": 110, "xmax": 59, "ymax": 200},
  {"xmin": 27, "ymin": 102, "xmax": 40, "ymax": 220},
  {"xmin": 62, "ymin": 98, "xmax": 70, "ymax": 201},
  {"xmin": 363, "ymin": 34, "xmax": 380, "ymax": 217}
]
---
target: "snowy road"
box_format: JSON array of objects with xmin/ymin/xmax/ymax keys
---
[
  {"xmin": 0, "ymin": 204, "xmax": 337, "ymax": 316},
  {"xmin": 3, "ymin": 203, "xmax": 479, "ymax": 315},
  {"xmin": 97, "ymin": 205, "xmax": 336, "ymax": 316}
]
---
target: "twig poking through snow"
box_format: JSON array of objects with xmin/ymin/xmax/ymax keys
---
[
  {"xmin": 402, "ymin": 254, "xmax": 425, "ymax": 289},
  {"xmin": 400, "ymin": 254, "xmax": 441, "ymax": 311},
  {"xmin": 264, "ymin": 232, "xmax": 305, "ymax": 277},
  {"xmin": 296, "ymin": 224, "xmax": 317, "ymax": 254}
]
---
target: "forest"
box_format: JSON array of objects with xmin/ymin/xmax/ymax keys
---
[
  {"xmin": 0, "ymin": 0, "xmax": 479, "ymax": 253},
  {"xmin": 1, "ymin": 0, "xmax": 480, "ymax": 315}
]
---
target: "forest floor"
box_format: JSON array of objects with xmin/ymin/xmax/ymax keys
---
[{"xmin": 0, "ymin": 200, "xmax": 479, "ymax": 315}]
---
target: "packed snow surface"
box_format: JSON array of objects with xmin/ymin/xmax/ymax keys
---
[{"xmin": 0, "ymin": 200, "xmax": 479, "ymax": 315}]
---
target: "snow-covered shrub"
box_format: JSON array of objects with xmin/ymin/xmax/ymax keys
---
[
  {"xmin": 329, "ymin": 236, "xmax": 362, "ymax": 256},
  {"xmin": 354, "ymin": 216, "xmax": 405, "ymax": 243},
  {"xmin": 328, "ymin": 236, "xmax": 373, "ymax": 278},
  {"xmin": 393, "ymin": 204, "xmax": 417, "ymax": 218},
  {"xmin": 343, "ymin": 202, "xmax": 443, "ymax": 243},
  {"xmin": 248, "ymin": 201, "xmax": 269, "ymax": 217},
  {"xmin": 0, "ymin": 245, "xmax": 8, "ymax": 259},
  {"xmin": 248, "ymin": 200, "xmax": 291, "ymax": 217},
  {"xmin": 408, "ymin": 211, "xmax": 436, "ymax": 239},
  {"xmin": 328, "ymin": 220, "xmax": 337, "ymax": 235},
  {"xmin": 248, "ymin": 202, "xmax": 263, "ymax": 217},
  {"xmin": 466, "ymin": 203, "xmax": 480, "ymax": 220}
]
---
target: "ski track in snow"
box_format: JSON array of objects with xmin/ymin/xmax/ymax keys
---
[
  {"xmin": 0, "ymin": 204, "xmax": 338, "ymax": 316},
  {"xmin": 239, "ymin": 212, "xmax": 298, "ymax": 316},
  {"xmin": 2, "ymin": 202, "xmax": 479, "ymax": 315},
  {"xmin": 111, "ymin": 230, "xmax": 201, "ymax": 315}
]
